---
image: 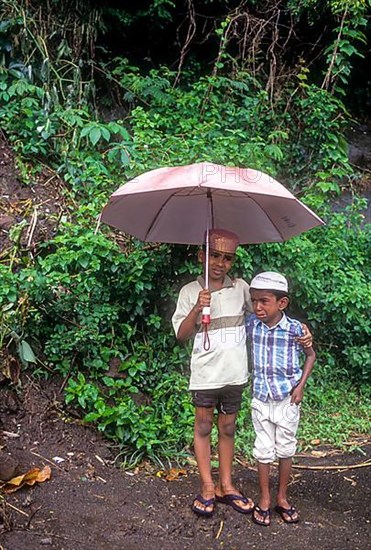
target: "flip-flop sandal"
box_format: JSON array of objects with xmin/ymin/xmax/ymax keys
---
[
  {"xmin": 274, "ymin": 505, "xmax": 299, "ymax": 524},
  {"xmin": 252, "ymin": 505, "xmax": 271, "ymax": 526},
  {"xmin": 215, "ymin": 493, "xmax": 254, "ymax": 514},
  {"xmin": 191, "ymin": 494, "xmax": 215, "ymax": 517}
]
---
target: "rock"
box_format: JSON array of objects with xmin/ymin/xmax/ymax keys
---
[
  {"xmin": 0, "ymin": 451, "xmax": 18, "ymax": 481},
  {"xmin": 348, "ymin": 143, "xmax": 365, "ymax": 166},
  {"xmin": 40, "ymin": 538, "xmax": 53, "ymax": 545}
]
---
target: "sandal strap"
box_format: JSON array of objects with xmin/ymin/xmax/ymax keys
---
[
  {"xmin": 228, "ymin": 494, "xmax": 249, "ymax": 503},
  {"xmin": 194, "ymin": 494, "xmax": 215, "ymax": 507},
  {"xmin": 254, "ymin": 505, "xmax": 271, "ymax": 517},
  {"xmin": 276, "ymin": 505, "xmax": 297, "ymax": 517}
]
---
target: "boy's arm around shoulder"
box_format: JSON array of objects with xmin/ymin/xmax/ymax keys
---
[{"xmin": 290, "ymin": 345, "xmax": 316, "ymax": 405}]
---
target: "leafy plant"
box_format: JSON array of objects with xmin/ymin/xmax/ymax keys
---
[{"xmin": 0, "ymin": 0, "xmax": 369, "ymax": 464}]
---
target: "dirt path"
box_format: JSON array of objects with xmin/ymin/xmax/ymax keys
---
[{"xmin": 0, "ymin": 379, "xmax": 370, "ymax": 550}]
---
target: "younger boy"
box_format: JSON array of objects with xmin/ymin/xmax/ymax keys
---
[
  {"xmin": 245, "ymin": 271, "xmax": 316, "ymax": 526},
  {"xmin": 172, "ymin": 229, "xmax": 255, "ymax": 517}
]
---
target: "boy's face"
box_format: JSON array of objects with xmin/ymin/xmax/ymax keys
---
[
  {"xmin": 199, "ymin": 248, "xmax": 235, "ymax": 282},
  {"xmin": 250, "ymin": 289, "xmax": 288, "ymax": 327}
]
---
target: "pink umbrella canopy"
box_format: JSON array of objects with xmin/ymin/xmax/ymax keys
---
[{"xmin": 101, "ymin": 162, "xmax": 324, "ymax": 244}]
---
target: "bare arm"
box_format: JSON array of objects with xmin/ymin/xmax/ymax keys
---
[
  {"xmin": 176, "ymin": 289, "xmax": 211, "ymax": 343},
  {"xmin": 290, "ymin": 346, "xmax": 316, "ymax": 404}
]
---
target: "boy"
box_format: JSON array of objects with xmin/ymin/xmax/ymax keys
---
[
  {"xmin": 172, "ymin": 229, "xmax": 255, "ymax": 517},
  {"xmin": 245, "ymin": 271, "xmax": 316, "ymax": 526}
]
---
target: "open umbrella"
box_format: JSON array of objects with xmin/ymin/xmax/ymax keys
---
[
  {"xmin": 101, "ymin": 161, "xmax": 324, "ymax": 342},
  {"xmin": 101, "ymin": 162, "xmax": 324, "ymax": 245}
]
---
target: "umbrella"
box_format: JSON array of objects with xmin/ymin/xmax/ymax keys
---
[
  {"xmin": 100, "ymin": 161, "xmax": 324, "ymax": 345},
  {"xmin": 101, "ymin": 162, "xmax": 324, "ymax": 245}
]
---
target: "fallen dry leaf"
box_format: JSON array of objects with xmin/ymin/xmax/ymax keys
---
[
  {"xmin": 0, "ymin": 349, "xmax": 20, "ymax": 384},
  {"xmin": 165, "ymin": 468, "xmax": 187, "ymax": 481},
  {"xmin": 3, "ymin": 465, "xmax": 51, "ymax": 493},
  {"xmin": 156, "ymin": 468, "xmax": 187, "ymax": 481},
  {"xmin": 310, "ymin": 439, "xmax": 321, "ymax": 445}
]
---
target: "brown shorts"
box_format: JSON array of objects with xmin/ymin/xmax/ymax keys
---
[{"xmin": 191, "ymin": 384, "xmax": 245, "ymax": 415}]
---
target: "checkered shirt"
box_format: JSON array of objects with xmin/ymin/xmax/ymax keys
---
[{"xmin": 245, "ymin": 313, "xmax": 304, "ymax": 402}]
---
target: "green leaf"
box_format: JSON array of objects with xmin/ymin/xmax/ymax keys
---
[
  {"xmin": 19, "ymin": 340, "xmax": 37, "ymax": 364},
  {"xmin": 89, "ymin": 127, "xmax": 101, "ymax": 146},
  {"xmin": 101, "ymin": 127, "xmax": 111, "ymax": 142}
]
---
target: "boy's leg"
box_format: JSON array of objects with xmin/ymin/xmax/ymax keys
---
[
  {"xmin": 251, "ymin": 398, "xmax": 275, "ymax": 525},
  {"xmin": 275, "ymin": 398, "xmax": 300, "ymax": 523},
  {"xmin": 254, "ymin": 461, "xmax": 271, "ymax": 525},
  {"xmin": 216, "ymin": 411, "xmax": 237, "ymax": 491},
  {"xmin": 275, "ymin": 458, "xmax": 299, "ymax": 522},
  {"xmin": 215, "ymin": 388, "xmax": 254, "ymax": 513},
  {"xmin": 193, "ymin": 406, "xmax": 215, "ymax": 513}
]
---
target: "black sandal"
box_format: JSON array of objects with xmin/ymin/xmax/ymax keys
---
[
  {"xmin": 274, "ymin": 505, "xmax": 299, "ymax": 524},
  {"xmin": 191, "ymin": 494, "xmax": 215, "ymax": 517},
  {"xmin": 215, "ymin": 493, "xmax": 254, "ymax": 514},
  {"xmin": 252, "ymin": 505, "xmax": 271, "ymax": 526}
]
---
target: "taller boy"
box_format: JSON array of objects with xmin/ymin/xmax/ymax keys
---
[{"xmin": 172, "ymin": 229, "xmax": 254, "ymax": 517}]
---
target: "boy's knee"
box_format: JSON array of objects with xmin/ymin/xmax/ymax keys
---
[
  {"xmin": 218, "ymin": 418, "xmax": 236, "ymax": 438},
  {"xmin": 195, "ymin": 417, "xmax": 213, "ymax": 437}
]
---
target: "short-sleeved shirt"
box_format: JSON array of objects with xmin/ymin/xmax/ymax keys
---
[
  {"xmin": 172, "ymin": 276, "xmax": 252, "ymax": 390},
  {"xmin": 245, "ymin": 313, "xmax": 304, "ymax": 402}
]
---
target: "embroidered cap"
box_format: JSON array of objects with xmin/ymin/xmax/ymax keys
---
[
  {"xmin": 250, "ymin": 271, "xmax": 288, "ymax": 292},
  {"xmin": 207, "ymin": 229, "xmax": 239, "ymax": 254}
]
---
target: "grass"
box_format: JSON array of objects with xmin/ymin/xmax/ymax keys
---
[{"xmin": 235, "ymin": 376, "xmax": 370, "ymax": 460}]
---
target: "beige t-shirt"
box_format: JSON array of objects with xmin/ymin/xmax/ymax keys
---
[{"xmin": 172, "ymin": 276, "xmax": 252, "ymax": 390}]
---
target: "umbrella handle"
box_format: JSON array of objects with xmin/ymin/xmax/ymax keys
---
[
  {"xmin": 202, "ymin": 306, "xmax": 210, "ymax": 325},
  {"xmin": 202, "ymin": 320, "xmax": 210, "ymax": 351}
]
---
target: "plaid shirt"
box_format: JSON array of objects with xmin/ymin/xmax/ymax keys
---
[{"xmin": 245, "ymin": 313, "xmax": 304, "ymax": 402}]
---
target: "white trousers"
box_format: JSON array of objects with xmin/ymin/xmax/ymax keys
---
[{"xmin": 251, "ymin": 395, "xmax": 300, "ymax": 463}]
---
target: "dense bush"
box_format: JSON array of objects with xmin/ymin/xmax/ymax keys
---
[{"xmin": 0, "ymin": 0, "xmax": 369, "ymax": 462}]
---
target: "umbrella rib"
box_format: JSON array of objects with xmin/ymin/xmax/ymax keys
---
[
  {"xmin": 144, "ymin": 189, "xmax": 288, "ymax": 242},
  {"xmin": 207, "ymin": 189, "xmax": 215, "ymax": 229},
  {"xmin": 143, "ymin": 188, "xmax": 200, "ymax": 240}
]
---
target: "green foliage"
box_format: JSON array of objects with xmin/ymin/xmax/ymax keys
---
[
  {"xmin": 0, "ymin": 0, "xmax": 369, "ymax": 464},
  {"xmin": 299, "ymin": 376, "xmax": 371, "ymax": 449},
  {"xmin": 80, "ymin": 371, "xmax": 193, "ymax": 464},
  {"xmin": 245, "ymin": 199, "xmax": 370, "ymax": 383},
  {"xmin": 19, "ymin": 227, "xmax": 175, "ymax": 374},
  {"xmin": 322, "ymin": 1, "xmax": 368, "ymax": 96},
  {"xmin": 0, "ymin": 271, "xmax": 37, "ymax": 369},
  {"xmin": 231, "ymin": 371, "xmax": 370, "ymax": 459},
  {"xmin": 282, "ymin": 84, "xmax": 351, "ymax": 189},
  {"xmin": 125, "ymin": 71, "xmax": 286, "ymax": 175}
]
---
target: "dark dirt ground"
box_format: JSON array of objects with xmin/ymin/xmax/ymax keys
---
[
  {"xmin": 0, "ymin": 130, "xmax": 371, "ymax": 550},
  {"xmin": 0, "ymin": 377, "xmax": 370, "ymax": 550}
]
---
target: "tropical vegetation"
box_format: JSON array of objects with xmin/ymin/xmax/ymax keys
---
[{"xmin": 0, "ymin": 0, "xmax": 370, "ymax": 465}]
